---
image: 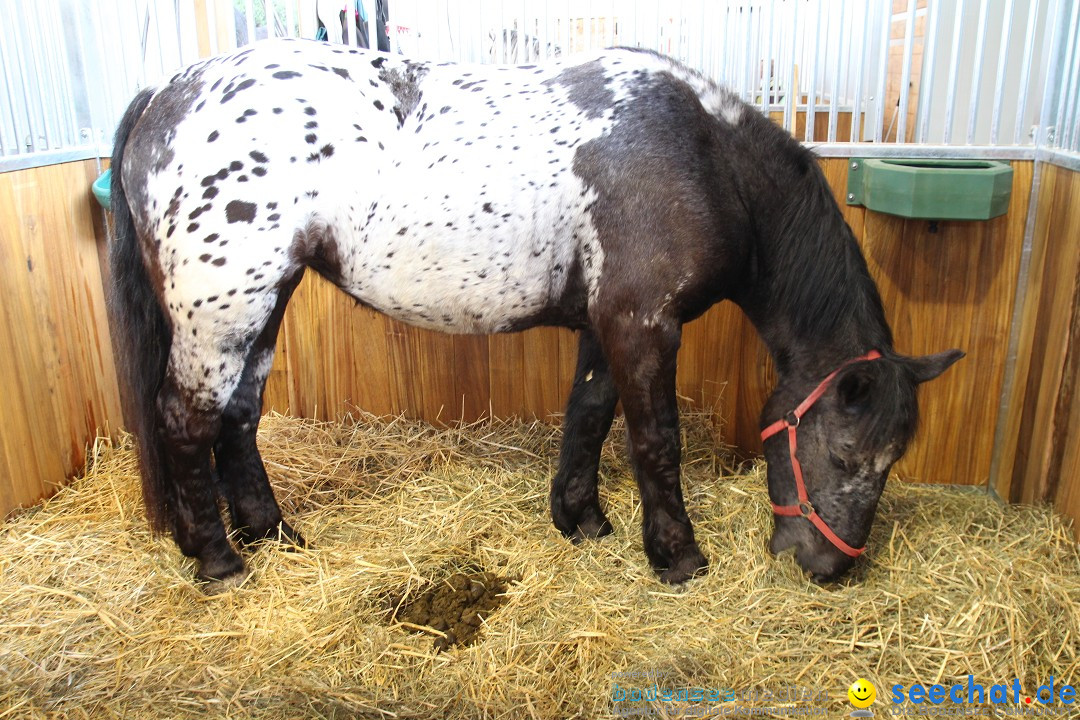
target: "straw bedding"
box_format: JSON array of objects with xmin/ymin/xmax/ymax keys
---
[{"xmin": 1, "ymin": 412, "xmax": 1077, "ymax": 719}]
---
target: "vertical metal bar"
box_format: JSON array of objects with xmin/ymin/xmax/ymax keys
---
[
  {"xmin": 265, "ymin": 0, "xmax": 275, "ymax": 38},
  {"xmin": 287, "ymin": 0, "xmax": 297, "ymax": 38},
  {"xmin": 872, "ymin": 0, "xmax": 890, "ymax": 143},
  {"xmin": 989, "ymin": 0, "xmax": 1016, "ymax": 145},
  {"xmin": 244, "ymin": 0, "xmax": 257, "ymax": 46},
  {"xmin": 39, "ymin": 0, "xmax": 71, "ymax": 148},
  {"xmin": 1053, "ymin": 0, "xmax": 1080, "ymax": 147},
  {"xmin": 760, "ymin": 0, "xmax": 773, "ymax": 114},
  {"xmin": 896, "ymin": 0, "xmax": 917, "ymax": 143},
  {"xmin": 988, "ymin": 0, "xmax": 1070, "ymax": 500},
  {"xmin": 30, "ymin": 0, "xmax": 60, "ymax": 148},
  {"xmin": 827, "ymin": 0, "xmax": 844, "ymax": 143},
  {"xmin": 24, "ymin": 1, "xmax": 55, "ymax": 150},
  {"xmin": 1062, "ymin": 20, "xmax": 1080, "ymax": 148},
  {"xmin": 742, "ymin": 3, "xmax": 753, "ymax": 100},
  {"xmin": 51, "ymin": 0, "xmax": 77, "ymax": 147},
  {"xmin": 151, "ymin": 0, "xmax": 168, "ymax": 76},
  {"xmin": 0, "ymin": 2, "xmax": 26, "ymax": 155},
  {"xmin": 942, "ymin": 0, "xmax": 966, "ymax": 145},
  {"xmin": 543, "ymin": 0, "xmax": 551, "ymax": 58},
  {"xmin": 764, "ymin": 0, "xmax": 773, "ymax": 113},
  {"xmin": 965, "ymin": 0, "xmax": 990, "ymax": 144},
  {"xmin": 916, "ymin": 0, "xmax": 941, "ymax": 143},
  {"xmin": 849, "ymin": 1, "xmax": 869, "ymax": 141},
  {"xmin": 10, "ymin": 3, "xmax": 39, "ymax": 152},
  {"xmin": 784, "ymin": 0, "xmax": 797, "ymax": 135},
  {"xmin": 345, "ymin": 0, "xmax": 358, "ymax": 47}
]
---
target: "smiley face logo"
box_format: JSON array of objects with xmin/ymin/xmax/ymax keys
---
[{"xmin": 848, "ymin": 678, "xmax": 877, "ymax": 709}]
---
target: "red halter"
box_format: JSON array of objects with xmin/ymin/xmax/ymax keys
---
[{"xmin": 760, "ymin": 350, "xmax": 883, "ymax": 558}]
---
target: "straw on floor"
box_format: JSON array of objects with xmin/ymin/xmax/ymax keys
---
[{"xmin": 1, "ymin": 411, "xmax": 1077, "ymax": 719}]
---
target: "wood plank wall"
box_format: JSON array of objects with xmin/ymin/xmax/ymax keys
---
[
  {"xmin": 1, "ymin": 156, "xmax": 1072, "ymax": 538},
  {"xmin": 996, "ymin": 163, "xmax": 1080, "ymax": 535},
  {"xmin": 0, "ymin": 160, "xmax": 124, "ymax": 514},
  {"xmin": 263, "ymin": 158, "xmax": 1035, "ymax": 491}
]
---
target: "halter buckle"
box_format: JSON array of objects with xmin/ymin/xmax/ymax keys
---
[
  {"xmin": 798, "ymin": 500, "xmax": 815, "ymax": 517},
  {"xmin": 785, "ymin": 411, "xmax": 800, "ymax": 428}
]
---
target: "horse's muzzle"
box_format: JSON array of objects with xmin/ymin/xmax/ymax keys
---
[{"xmin": 769, "ymin": 516, "xmax": 857, "ymax": 584}]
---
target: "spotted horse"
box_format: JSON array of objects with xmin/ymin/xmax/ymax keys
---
[{"xmin": 109, "ymin": 39, "xmax": 963, "ymax": 591}]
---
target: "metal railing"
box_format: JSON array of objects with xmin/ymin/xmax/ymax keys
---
[{"xmin": 2, "ymin": 0, "xmax": 1079, "ymax": 171}]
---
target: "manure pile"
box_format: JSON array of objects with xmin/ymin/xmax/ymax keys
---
[{"xmin": 1, "ymin": 412, "xmax": 1077, "ymax": 719}]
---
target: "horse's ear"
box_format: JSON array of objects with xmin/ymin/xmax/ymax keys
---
[
  {"xmin": 836, "ymin": 366, "xmax": 874, "ymax": 411},
  {"xmin": 906, "ymin": 349, "xmax": 965, "ymax": 384}
]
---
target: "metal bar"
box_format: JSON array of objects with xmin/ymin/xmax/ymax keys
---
[
  {"xmin": 916, "ymin": 0, "xmax": 941, "ymax": 143},
  {"xmin": 810, "ymin": 142, "xmax": 1034, "ymax": 159},
  {"xmin": 0, "ymin": 3, "xmax": 24, "ymax": 155},
  {"xmin": 742, "ymin": 2, "xmax": 753, "ymax": 101},
  {"xmin": 287, "ymin": 0, "xmax": 297, "ymax": 38},
  {"xmin": 244, "ymin": 0, "xmax": 258, "ymax": 46},
  {"xmin": 872, "ymin": 0, "xmax": 890, "ymax": 143},
  {"xmin": 987, "ymin": 0, "xmax": 1070, "ymax": 497},
  {"xmin": 804, "ymin": 0, "xmax": 821, "ymax": 141},
  {"xmin": 990, "ymin": 0, "xmax": 1015, "ymax": 145},
  {"xmin": 151, "ymin": 0, "xmax": 168, "ymax": 76},
  {"xmin": 849, "ymin": 1, "xmax": 869, "ymax": 141},
  {"xmin": 22, "ymin": 0, "xmax": 52, "ymax": 151},
  {"xmin": 29, "ymin": 0, "xmax": 60, "ymax": 149},
  {"xmin": 1060, "ymin": 10, "xmax": 1080, "ymax": 149},
  {"xmin": 1054, "ymin": 0, "xmax": 1080, "ymax": 147},
  {"xmin": 1042, "ymin": 148, "xmax": 1080, "ymax": 171},
  {"xmin": 760, "ymin": 0, "xmax": 773, "ymax": 114},
  {"xmin": 543, "ymin": 0, "xmax": 551, "ymax": 58},
  {"xmin": 264, "ymin": 0, "xmax": 275, "ymax": 38},
  {"xmin": 10, "ymin": 3, "xmax": 39, "ymax": 153},
  {"xmin": 40, "ymin": 0, "xmax": 73, "ymax": 149},
  {"xmin": 942, "ymin": 0, "xmax": 965, "ymax": 144},
  {"xmin": 827, "ymin": 0, "xmax": 845, "ymax": 143},
  {"xmin": 0, "ymin": 147, "xmax": 104, "ymax": 173},
  {"xmin": 965, "ymin": 0, "xmax": 990, "ymax": 144},
  {"xmin": 345, "ymin": 0, "xmax": 358, "ymax": 47},
  {"xmin": 896, "ymin": 0, "xmax": 917, "ymax": 143},
  {"xmin": 784, "ymin": 0, "xmax": 797, "ymax": 135}
]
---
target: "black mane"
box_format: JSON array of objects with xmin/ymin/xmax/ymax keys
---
[{"xmin": 731, "ymin": 112, "xmax": 894, "ymax": 374}]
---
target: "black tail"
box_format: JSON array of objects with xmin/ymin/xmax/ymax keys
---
[{"xmin": 109, "ymin": 88, "xmax": 174, "ymax": 535}]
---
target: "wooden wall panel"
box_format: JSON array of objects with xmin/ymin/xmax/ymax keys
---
[
  {"xmin": 997, "ymin": 164, "xmax": 1080, "ymax": 536},
  {"xmin": 0, "ymin": 160, "xmax": 124, "ymax": 515},
  {"xmin": 0, "ymin": 156, "xmax": 1053, "ymax": 519}
]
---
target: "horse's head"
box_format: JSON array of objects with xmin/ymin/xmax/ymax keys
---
[{"xmin": 761, "ymin": 349, "xmax": 964, "ymax": 583}]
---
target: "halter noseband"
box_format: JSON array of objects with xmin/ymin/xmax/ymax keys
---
[{"xmin": 760, "ymin": 350, "xmax": 883, "ymax": 558}]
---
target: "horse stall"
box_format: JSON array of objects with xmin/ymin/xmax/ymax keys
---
[{"xmin": 1, "ymin": 0, "xmax": 1079, "ymax": 717}]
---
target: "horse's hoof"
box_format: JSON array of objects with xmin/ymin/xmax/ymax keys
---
[
  {"xmin": 554, "ymin": 502, "xmax": 612, "ymax": 543},
  {"xmin": 200, "ymin": 566, "xmax": 250, "ymax": 595},
  {"xmin": 657, "ymin": 548, "xmax": 709, "ymax": 585},
  {"xmin": 238, "ymin": 520, "xmax": 308, "ymax": 550},
  {"xmin": 569, "ymin": 514, "xmax": 614, "ymax": 544},
  {"xmin": 197, "ymin": 552, "xmax": 249, "ymax": 594}
]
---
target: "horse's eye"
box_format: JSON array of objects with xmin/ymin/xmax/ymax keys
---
[{"xmin": 829, "ymin": 451, "xmax": 852, "ymax": 473}]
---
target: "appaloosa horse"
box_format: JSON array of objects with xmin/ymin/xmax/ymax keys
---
[{"xmin": 109, "ymin": 39, "xmax": 961, "ymax": 590}]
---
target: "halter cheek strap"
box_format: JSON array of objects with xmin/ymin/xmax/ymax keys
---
[{"xmin": 760, "ymin": 350, "xmax": 883, "ymax": 559}]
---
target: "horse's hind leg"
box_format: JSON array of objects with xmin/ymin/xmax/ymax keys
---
[
  {"xmin": 158, "ymin": 357, "xmax": 247, "ymax": 589},
  {"xmin": 596, "ymin": 315, "xmax": 707, "ymax": 584},
  {"xmin": 551, "ymin": 329, "xmax": 618, "ymax": 542},
  {"xmin": 160, "ymin": 299, "xmax": 282, "ymax": 588},
  {"xmin": 214, "ymin": 274, "xmax": 304, "ymax": 548}
]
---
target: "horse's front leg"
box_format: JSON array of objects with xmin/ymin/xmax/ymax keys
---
[
  {"xmin": 599, "ymin": 316, "xmax": 707, "ymax": 584},
  {"xmin": 551, "ymin": 329, "xmax": 619, "ymax": 542}
]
